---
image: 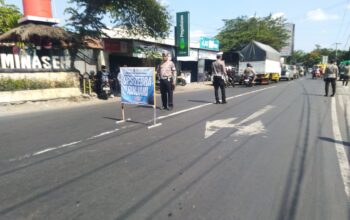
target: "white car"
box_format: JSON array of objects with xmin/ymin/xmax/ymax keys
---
[{"xmin": 280, "ymin": 65, "xmax": 294, "ymax": 81}]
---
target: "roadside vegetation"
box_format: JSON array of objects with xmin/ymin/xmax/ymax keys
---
[{"xmin": 0, "ymin": 78, "xmax": 75, "ymax": 91}]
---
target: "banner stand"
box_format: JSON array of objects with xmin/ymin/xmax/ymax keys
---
[
  {"xmin": 116, "ymin": 103, "xmax": 128, "ymax": 124},
  {"xmin": 148, "ymin": 71, "xmax": 162, "ymax": 129},
  {"xmin": 116, "ymin": 67, "xmax": 162, "ymax": 129},
  {"xmin": 148, "ymin": 105, "xmax": 162, "ymax": 129}
]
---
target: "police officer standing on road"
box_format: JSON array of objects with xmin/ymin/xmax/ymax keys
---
[
  {"xmin": 324, "ymin": 60, "xmax": 339, "ymax": 97},
  {"xmin": 212, "ymin": 53, "xmax": 227, "ymax": 104},
  {"xmin": 157, "ymin": 51, "xmax": 177, "ymax": 110}
]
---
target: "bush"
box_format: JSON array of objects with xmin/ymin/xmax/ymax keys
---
[{"xmin": 0, "ymin": 77, "xmax": 75, "ymax": 91}]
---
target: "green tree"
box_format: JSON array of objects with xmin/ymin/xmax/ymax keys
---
[
  {"xmin": 287, "ymin": 50, "xmax": 306, "ymax": 64},
  {"xmin": 0, "ymin": 0, "xmax": 22, "ymax": 34},
  {"xmin": 216, "ymin": 15, "xmax": 289, "ymax": 52},
  {"xmin": 65, "ymin": 0, "xmax": 171, "ymax": 42},
  {"xmin": 65, "ymin": 0, "xmax": 171, "ymax": 66}
]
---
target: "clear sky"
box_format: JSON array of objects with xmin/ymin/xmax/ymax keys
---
[{"xmin": 5, "ymin": 0, "xmax": 350, "ymax": 52}]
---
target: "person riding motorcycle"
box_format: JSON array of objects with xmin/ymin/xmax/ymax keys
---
[
  {"xmin": 96, "ymin": 65, "xmax": 111, "ymax": 98},
  {"xmin": 243, "ymin": 63, "xmax": 257, "ymax": 85}
]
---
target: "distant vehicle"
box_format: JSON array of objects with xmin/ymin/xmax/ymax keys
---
[
  {"xmin": 297, "ymin": 65, "xmax": 304, "ymax": 77},
  {"xmin": 238, "ymin": 41, "xmax": 281, "ymax": 85},
  {"xmin": 280, "ymin": 64, "xmax": 294, "ymax": 81},
  {"xmin": 290, "ymin": 65, "xmax": 299, "ymax": 79}
]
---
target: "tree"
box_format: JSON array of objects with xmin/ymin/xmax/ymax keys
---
[
  {"xmin": 216, "ymin": 15, "xmax": 289, "ymax": 52},
  {"xmin": 0, "ymin": 0, "xmax": 22, "ymax": 34},
  {"xmin": 65, "ymin": 0, "xmax": 171, "ymax": 66},
  {"xmin": 66, "ymin": 0, "xmax": 171, "ymax": 41},
  {"xmin": 287, "ymin": 50, "xmax": 306, "ymax": 64}
]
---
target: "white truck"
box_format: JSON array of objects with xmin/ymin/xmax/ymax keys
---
[
  {"xmin": 238, "ymin": 41, "xmax": 282, "ymax": 84},
  {"xmin": 238, "ymin": 60, "xmax": 281, "ymax": 84}
]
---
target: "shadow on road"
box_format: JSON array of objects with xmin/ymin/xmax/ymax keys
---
[
  {"xmin": 319, "ymin": 136, "xmax": 350, "ymax": 147},
  {"xmin": 187, "ymin": 99, "xmax": 212, "ymax": 104},
  {"xmin": 302, "ymin": 93, "xmax": 325, "ymax": 97}
]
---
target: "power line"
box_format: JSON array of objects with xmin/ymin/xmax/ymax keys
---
[
  {"xmin": 335, "ymin": 1, "xmax": 348, "ymax": 43},
  {"xmin": 342, "ymin": 0, "xmax": 350, "ymax": 49}
]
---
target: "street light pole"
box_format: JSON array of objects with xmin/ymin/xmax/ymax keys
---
[{"xmin": 334, "ymin": 42, "xmax": 341, "ymax": 61}]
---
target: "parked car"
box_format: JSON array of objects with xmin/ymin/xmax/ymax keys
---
[
  {"xmin": 290, "ymin": 65, "xmax": 299, "ymax": 79},
  {"xmin": 280, "ymin": 64, "xmax": 294, "ymax": 81}
]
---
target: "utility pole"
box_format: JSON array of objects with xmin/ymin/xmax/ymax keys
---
[{"xmin": 334, "ymin": 42, "xmax": 341, "ymax": 61}]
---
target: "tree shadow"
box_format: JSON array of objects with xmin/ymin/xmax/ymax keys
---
[{"xmin": 319, "ymin": 136, "xmax": 350, "ymax": 147}]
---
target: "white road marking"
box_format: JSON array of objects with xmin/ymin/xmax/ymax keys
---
[
  {"xmin": 9, "ymin": 129, "xmax": 119, "ymax": 162},
  {"xmin": 239, "ymin": 105, "xmax": 274, "ymax": 124},
  {"xmin": 331, "ymin": 98, "xmax": 350, "ymax": 200},
  {"xmin": 233, "ymin": 120, "xmax": 266, "ymax": 136},
  {"xmin": 205, "ymin": 118, "xmax": 237, "ymax": 139},
  {"xmin": 33, "ymin": 141, "xmax": 82, "ymax": 156},
  {"xmin": 205, "ymin": 105, "xmax": 274, "ymax": 138},
  {"xmin": 87, "ymin": 129, "xmax": 119, "ymax": 140},
  {"xmin": 9, "ymin": 86, "xmax": 277, "ymax": 162},
  {"xmin": 158, "ymin": 86, "xmax": 276, "ymax": 121}
]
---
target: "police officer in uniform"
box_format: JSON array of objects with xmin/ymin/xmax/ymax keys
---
[
  {"xmin": 157, "ymin": 51, "xmax": 177, "ymax": 110},
  {"xmin": 212, "ymin": 53, "xmax": 227, "ymax": 104}
]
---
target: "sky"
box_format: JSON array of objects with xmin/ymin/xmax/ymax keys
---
[{"xmin": 5, "ymin": 0, "xmax": 350, "ymax": 52}]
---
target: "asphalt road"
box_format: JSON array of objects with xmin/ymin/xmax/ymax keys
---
[{"xmin": 0, "ymin": 76, "xmax": 349, "ymax": 220}]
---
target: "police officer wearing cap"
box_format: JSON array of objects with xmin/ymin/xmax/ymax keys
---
[
  {"xmin": 212, "ymin": 53, "xmax": 227, "ymax": 104},
  {"xmin": 157, "ymin": 51, "xmax": 177, "ymax": 110}
]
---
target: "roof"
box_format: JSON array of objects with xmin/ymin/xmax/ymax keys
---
[
  {"xmin": 253, "ymin": 41, "xmax": 280, "ymax": 57},
  {"xmin": 240, "ymin": 40, "xmax": 281, "ymax": 61},
  {"xmin": 0, "ymin": 23, "xmax": 72, "ymax": 45}
]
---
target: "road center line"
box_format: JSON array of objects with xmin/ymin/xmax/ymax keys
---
[
  {"xmin": 9, "ymin": 86, "xmax": 276, "ymax": 162},
  {"xmin": 157, "ymin": 86, "xmax": 276, "ymax": 120},
  {"xmin": 331, "ymin": 98, "xmax": 350, "ymax": 200},
  {"xmin": 8, "ymin": 129, "xmax": 120, "ymax": 162}
]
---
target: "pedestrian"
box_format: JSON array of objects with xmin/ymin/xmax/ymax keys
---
[
  {"xmin": 157, "ymin": 51, "xmax": 176, "ymax": 110},
  {"xmin": 212, "ymin": 53, "xmax": 227, "ymax": 104},
  {"xmin": 324, "ymin": 60, "xmax": 339, "ymax": 97},
  {"xmin": 343, "ymin": 63, "xmax": 350, "ymax": 86}
]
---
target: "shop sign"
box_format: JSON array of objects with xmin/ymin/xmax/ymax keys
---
[
  {"xmin": 176, "ymin": 49, "xmax": 198, "ymax": 61},
  {"xmin": 198, "ymin": 50, "xmax": 217, "ymax": 60},
  {"xmin": 199, "ymin": 37, "xmax": 219, "ymax": 51},
  {"xmin": 104, "ymin": 39, "xmax": 129, "ymax": 53},
  {"xmin": 132, "ymin": 42, "xmax": 171, "ymax": 59},
  {"xmin": 176, "ymin": 12, "xmax": 190, "ymax": 57},
  {"xmin": 0, "ymin": 53, "xmax": 71, "ymax": 70}
]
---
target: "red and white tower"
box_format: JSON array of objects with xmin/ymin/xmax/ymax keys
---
[{"xmin": 19, "ymin": 0, "xmax": 59, "ymax": 24}]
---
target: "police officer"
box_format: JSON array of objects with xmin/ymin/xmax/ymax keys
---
[
  {"xmin": 212, "ymin": 53, "xmax": 227, "ymax": 104},
  {"xmin": 157, "ymin": 51, "xmax": 176, "ymax": 110}
]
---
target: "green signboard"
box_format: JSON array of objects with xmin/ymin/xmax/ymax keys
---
[
  {"xmin": 176, "ymin": 12, "xmax": 190, "ymax": 57},
  {"xmin": 199, "ymin": 37, "xmax": 220, "ymax": 51}
]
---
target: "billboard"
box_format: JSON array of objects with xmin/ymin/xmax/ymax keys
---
[
  {"xmin": 280, "ymin": 23, "xmax": 295, "ymax": 57},
  {"xmin": 176, "ymin": 12, "xmax": 190, "ymax": 57}
]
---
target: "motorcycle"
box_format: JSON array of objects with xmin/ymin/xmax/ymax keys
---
[
  {"xmin": 224, "ymin": 74, "xmax": 235, "ymax": 88},
  {"xmin": 177, "ymin": 73, "xmax": 187, "ymax": 86},
  {"xmin": 243, "ymin": 74, "xmax": 254, "ymax": 87},
  {"xmin": 101, "ymin": 80, "xmax": 111, "ymax": 99}
]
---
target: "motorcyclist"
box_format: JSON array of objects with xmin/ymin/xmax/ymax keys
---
[
  {"xmin": 96, "ymin": 65, "xmax": 111, "ymax": 97},
  {"xmin": 243, "ymin": 63, "xmax": 257, "ymax": 85}
]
